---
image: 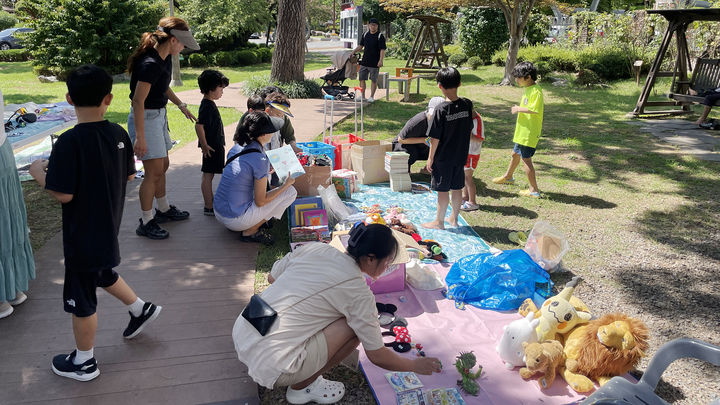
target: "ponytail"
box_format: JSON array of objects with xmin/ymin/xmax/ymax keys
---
[{"xmin": 126, "ymin": 16, "xmax": 190, "ymax": 73}]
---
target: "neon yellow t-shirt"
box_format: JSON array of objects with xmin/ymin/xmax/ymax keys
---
[{"xmin": 513, "ymin": 84, "xmax": 544, "ymax": 148}]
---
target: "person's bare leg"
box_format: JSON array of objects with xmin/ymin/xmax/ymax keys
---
[
  {"xmin": 291, "ymin": 318, "xmax": 359, "ymax": 390},
  {"xmin": 154, "ymin": 156, "xmax": 170, "ymax": 200},
  {"xmin": 502, "ymin": 152, "xmax": 522, "ymax": 181},
  {"xmin": 72, "ymin": 314, "xmax": 98, "ymax": 351},
  {"xmin": 423, "ymin": 191, "xmax": 448, "ymax": 229},
  {"xmin": 359, "ymin": 80, "xmax": 367, "ymax": 100},
  {"xmin": 448, "ymin": 189, "xmax": 462, "ymax": 227},
  {"xmin": 139, "ymin": 158, "xmax": 164, "ymax": 211},
  {"xmin": 370, "ymin": 80, "xmax": 377, "ymax": 99},
  {"xmin": 242, "ymin": 220, "xmax": 267, "ymax": 237},
  {"xmin": 522, "ymin": 157, "xmax": 539, "ymax": 193},
  {"xmin": 103, "ymin": 276, "xmax": 137, "ymax": 306},
  {"xmin": 464, "ymin": 170, "xmax": 477, "ymax": 204},
  {"xmin": 695, "ymin": 105, "xmax": 712, "ymax": 125},
  {"xmin": 201, "ymin": 172, "xmax": 214, "ymax": 209}
]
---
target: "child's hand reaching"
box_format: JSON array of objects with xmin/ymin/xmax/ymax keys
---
[
  {"xmin": 511, "ymin": 106, "xmax": 521, "ymax": 114},
  {"xmin": 200, "ymin": 143, "xmax": 215, "ymax": 158}
]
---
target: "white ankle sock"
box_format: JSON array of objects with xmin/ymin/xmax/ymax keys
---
[
  {"xmin": 156, "ymin": 196, "xmax": 170, "ymax": 212},
  {"xmin": 141, "ymin": 210, "xmax": 153, "ymax": 224},
  {"xmin": 129, "ymin": 298, "xmax": 145, "ymax": 317},
  {"xmin": 73, "ymin": 348, "xmax": 94, "ymax": 365}
]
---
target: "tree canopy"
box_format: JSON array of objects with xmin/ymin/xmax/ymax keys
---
[{"xmin": 183, "ymin": 0, "xmax": 271, "ymax": 52}]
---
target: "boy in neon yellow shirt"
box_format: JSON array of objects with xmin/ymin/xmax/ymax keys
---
[{"xmin": 492, "ymin": 62, "xmax": 544, "ymax": 198}]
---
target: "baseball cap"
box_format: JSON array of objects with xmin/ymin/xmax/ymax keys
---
[
  {"xmin": 427, "ymin": 96, "xmax": 445, "ymax": 115},
  {"xmin": 368, "ymin": 18, "xmax": 379, "ymax": 25},
  {"xmin": 258, "ymin": 115, "xmax": 285, "ymax": 135},
  {"xmin": 162, "ymin": 26, "xmax": 200, "ymax": 50}
]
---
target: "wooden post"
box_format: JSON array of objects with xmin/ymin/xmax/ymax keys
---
[
  {"xmin": 632, "ymin": 20, "xmax": 677, "ymax": 115},
  {"xmin": 633, "ymin": 60, "xmax": 643, "ymax": 86}
]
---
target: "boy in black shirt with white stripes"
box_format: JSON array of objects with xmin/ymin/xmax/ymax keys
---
[{"xmin": 422, "ymin": 67, "xmax": 474, "ymax": 230}]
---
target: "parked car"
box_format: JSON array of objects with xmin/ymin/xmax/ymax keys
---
[
  {"xmin": 0, "ymin": 27, "xmax": 34, "ymax": 50},
  {"xmin": 249, "ymin": 32, "xmax": 261, "ymax": 39}
]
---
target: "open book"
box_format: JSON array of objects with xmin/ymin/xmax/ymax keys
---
[{"xmin": 265, "ymin": 144, "xmax": 305, "ymax": 183}]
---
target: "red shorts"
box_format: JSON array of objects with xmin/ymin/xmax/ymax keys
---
[{"xmin": 465, "ymin": 154, "xmax": 480, "ymax": 171}]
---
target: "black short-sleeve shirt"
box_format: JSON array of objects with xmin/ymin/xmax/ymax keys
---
[
  {"xmin": 427, "ymin": 97, "xmax": 474, "ymax": 167},
  {"xmin": 129, "ymin": 48, "xmax": 172, "ymax": 109},
  {"xmin": 197, "ymin": 99, "xmax": 225, "ymax": 148},
  {"xmin": 45, "ymin": 121, "xmax": 136, "ymax": 272},
  {"xmin": 359, "ymin": 31, "xmax": 386, "ymax": 68}
]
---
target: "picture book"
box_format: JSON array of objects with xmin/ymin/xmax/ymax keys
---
[
  {"xmin": 302, "ymin": 209, "xmax": 328, "ymax": 227},
  {"xmin": 423, "ymin": 388, "xmax": 466, "ymax": 405},
  {"xmin": 385, "ymin": 372, "xmax": 423, "ymax": 393},
  {"xmin": 290, "ymin": 197, "xmax": 323, "ymax": 227},
  {"xmin": 265, "ymin": 144, "xmax": 305, "ymax": 183},
  {"xmin": 397, "ymin": 388, "xmax": 426, "ymax": 405}
]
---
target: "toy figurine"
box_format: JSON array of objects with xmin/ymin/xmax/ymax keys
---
[{"xmin": 454, "ymin": 351, "xmax": 483, "ymax": 396}]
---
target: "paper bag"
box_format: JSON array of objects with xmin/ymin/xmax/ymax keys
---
[{"xmin": 293, "ymin": 165, "xmax": 332, "ymax": 197}]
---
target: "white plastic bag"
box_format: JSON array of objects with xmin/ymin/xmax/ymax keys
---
[
  {"xmin": 523, "ymin": 221, "xmax": 569, "ymax": 272},
  {"xmin": 405, "ymin": 258, "xmax": 444, "ymax": 290},
  {"xmin": 317, "ymin": 185, "xmax": 352, "ymax": 223}
]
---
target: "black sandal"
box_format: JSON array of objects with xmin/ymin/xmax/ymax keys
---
[{"xmin": 239, "ymin": 231, "xmax": 274, "ymax": 246}]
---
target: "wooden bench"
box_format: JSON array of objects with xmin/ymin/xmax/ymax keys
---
[{"xmin": 669, "ymin": 58, "xmax": 720, "ymax": 106}]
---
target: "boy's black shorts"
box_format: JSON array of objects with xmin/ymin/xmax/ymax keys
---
[
  {"xmin": 201, "ymin": 144, "xmax": 225, "ymax": 174},
  {"xmin": 431, "ymin": 164, "xmax": 465, "ymax": 192},
  {"xmin": 63, "ymin": 267, "xmax": 119, "ymax": 317}
]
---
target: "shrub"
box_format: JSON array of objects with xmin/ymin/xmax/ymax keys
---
[
  {"xmin": 235, "ymin": 49, "xmax": 258, "ymax": 66},
  {"xmin": 0, "ymin": 49, "xmax": 30, "ymax": 62},
  {"xmin": 534, "ymin": 60, "xmax": 551, "ymax": 80},
  {"xmin": 242, "ymin": 74, "xmax": 322, "ymax": 98},
  {"xmin": 525, "ymin": 13, "xmax": 550, "ymax": 46},
  {"xmin": 458, "ymin": 7, "xmax": 508, "ymax": 58},
  {"xmin": 0, "ymin": 10, "xmax": 17, "ymax": 30},
  {"xmin": 448, "ymin": 53, "xmax": 467, "ymax": 67},
  {"xmin": 213, "ymin": 51, "xmax": 235, "ymax": 67},
  {"xmin": 492, "ymin": 45, "xmax": 577, "ymax": 72},
  {"xmin": 385, "ymin": 39, "xmax": 413, "ymax": 59},
  {"xmin": 575, "ymin": 68, "xmax": 605, "ymax": 87},
  {"xmin": 188, "ymin": 53, "xmax": 208, "ymax": 67},
  {"xmin": 443, "ymin": 44, "xmax": 462, "ymax": 56},
  {"xmin": 467, "ymin": 56, "xmax": 484, "ymax": 70},
  {"xmin": 256, "ymin": 47, "xmax": 272, "ymax": 63},
  {"xmin": 575, "ymin": 45, "xmax": 631, "ymax": 81}
]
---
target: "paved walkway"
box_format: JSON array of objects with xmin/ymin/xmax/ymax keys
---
[
  {"xmin": 1, "ymin": 65, "xmax": 395, "ymax": 404},
  {"xmin": 628, "ymin": 119, "xmax": 720, "ymax": 162}
]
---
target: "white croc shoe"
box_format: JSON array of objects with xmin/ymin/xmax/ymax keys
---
[
  {"xmin": 0, "ymin": 302, "xmax": 14, "ymax": 319},
  {"xmin": 286, "ymin": 376, "xmax": 345, "ymax": 404},
  {"xmin": 9, "ymin": 291, "xmax": 27, "ymax": 306}
]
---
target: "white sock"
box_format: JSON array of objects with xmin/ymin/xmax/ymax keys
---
[
  {"xmin": 141, "ymin": 210, "xmax": 153, "ymax": 224},
  {"xmin": 129, "ymin": 297, "xmax": 145, "ymax": 317},
  {"xmin": 156, "ymin": 196, "xmax": 170, "ymax": 212},
  {"xmin": 73, "ymin": 348, "xmax": 94, "ymax": 365}
]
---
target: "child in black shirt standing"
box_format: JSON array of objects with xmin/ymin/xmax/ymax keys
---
[
  {"xmin": 195, "ymin": 69, "xmax": 229, "ymax": 216},
  {"xmin": 29, "ymin": 65, "xmax": 161, "ymax": 382},
  {"xmin": 422, "ymin": 67, "xmax": 474, "ymax": 229}
]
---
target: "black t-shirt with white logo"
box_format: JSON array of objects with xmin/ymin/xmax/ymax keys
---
[
  {"xmin": 427, "ymin": 97, "xmax": 474, "ymax": 167},
  {"xmin": 129, "ymin": 48, "xmax": 172, "ymax": 109},
  {"xmin": 359, "ymin": 31, "xmax": 386, "ymax": 67},
  {"xmin": 45, "ymin": 121, "xmax": 136, "ymax": 272},
  {"xmin": 197, "ymin": 98, "xmax": 225, "ymax": 148}
]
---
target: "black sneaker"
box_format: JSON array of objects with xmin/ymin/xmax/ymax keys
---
[
  {"xmin": 203, "ymin": 207, "xmax": 215, "ymax": 216},
  {"xmin": 136, "ymin": 218, "xmax": 169, "ymax": 239},
  {"xmin": 123, "ymin": 302, "xmax": 162, "ymax": 339},
  {"xmin": 51, "ymin": 350, "xmax": 100, "ymax": 382},
  {"xmin": 154, "ymin": 205, "xmax": 190, "ymax": 223}
]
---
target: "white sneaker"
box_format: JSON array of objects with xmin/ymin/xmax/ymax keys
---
[
  {"xmin": 8, "ymin": 291, "xmax": 27, "ymax": 306},
  {"xmin": 286, "ymin": 376, "xmax": 345, "ymax": 404},
  {"xmin": 0, "ymin": 302, "xmax": 13, "ymax": 319},
  {"xmin": 367, "ymin": 97, "xmax": 374, "ymax": 103}
]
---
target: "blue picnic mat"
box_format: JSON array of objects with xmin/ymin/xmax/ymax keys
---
[{"xmin": 348, "ymin": 183, "xmax": 493, "ymax": 260}]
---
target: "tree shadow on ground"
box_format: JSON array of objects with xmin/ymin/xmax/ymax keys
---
[
  {"xmin": 476, "ymin": 204, "xmax": 539, "ymax": 219},
  {"xmin": 542, "ymin": 191, "xmax": 617, "ymax": 209},
  {"xmin": 3, "ymin": 93, "xmax": 58, "ymax": 105},
  {"xmin": 471, "ymin": 226, "xmax": 517, "ymax": 245}
]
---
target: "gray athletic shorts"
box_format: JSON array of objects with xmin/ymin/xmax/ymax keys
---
[
  {"xmin": 358, "ymin": 66, "xmax": 379, "ymax": 82},
  {"xmin": 127, "ymin": 107, "xmax": 172, "ymax": 160}
]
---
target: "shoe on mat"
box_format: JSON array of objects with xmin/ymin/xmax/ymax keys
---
[
  {"xmin": 519, "ymin": 189, "xmax": 542, "ymax": 198},
  {"xmin": 203, "ymin": 207, "xmax": 215, "ymax": 216},
  {"xmin": 154, "ymin": 205, "xmax": 190, "ymax": 223},
  {"xmin": 492, "ymin": 176, "xmax": 515, "ymax": 185},
  {"xmin": 508, "ymin": 231, "xmax": 529, "ymax": 245},
  {"xmin": 123, "ymin": 302, "xmax": 162, "ymax": 339},
  {"xmin": 136, "ymin": 218, "xmax": 170, "ymax": 240},
  {"xmin": 51, "ymin": 350, "xmax": 100, "ymax": 382},
  {"xmin": 239, "ymin": 231, "xmax": 274, "ymax": 246},
  {"xmin": 460, "ymin": 201, "xmax": 480, "ymax": 211},
  {"xmin": 0, "ymin": 301, "xmax": 13, "ymax": 319},
  {"xmin": 8, "ymin": 291, "xmax": 27, "ymax": 306},
  {"xmin": 286, "ymin": 376, "xmax": 345, "ymax": 404}
]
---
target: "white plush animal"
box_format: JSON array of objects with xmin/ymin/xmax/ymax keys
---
[{"xmin": 497, "ymin": 312, "xmax": 540, "ymax": 369}]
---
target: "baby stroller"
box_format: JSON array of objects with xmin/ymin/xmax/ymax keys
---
[{"xmin": 321, "ymin": 50, "xmax": 358, "ymax": 101}]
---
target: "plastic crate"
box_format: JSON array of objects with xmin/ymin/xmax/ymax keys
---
[
  {"xmin": 297, "ymin": 141, "xmax": 336, "ymax": 167},
  {"xmin": 323, "ymin": 133, "xmax": 365, "ymax": 170}
]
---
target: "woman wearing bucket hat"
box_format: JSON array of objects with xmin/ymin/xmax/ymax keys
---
[{"xmin": 126, "ymin": 17, "xmax": 201, "ymax": 240}]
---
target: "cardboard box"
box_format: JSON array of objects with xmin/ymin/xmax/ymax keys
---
[
  {"xmin": 350, "ymin": 140, "xmax": 392, "ymax": 184},
  {"xmin": 365, "ymin": 264, "xmax": 406, "ymax": 294},
  {"xmin": 293, "ymin": 165, "xmax": 332, "ymax": 197}
]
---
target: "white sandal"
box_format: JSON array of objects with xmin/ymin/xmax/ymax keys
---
[{"xmin": 286, "ymin": 376, "xmax": 345, "ymax": 404}]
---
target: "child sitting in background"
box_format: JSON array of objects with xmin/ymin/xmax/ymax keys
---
[{"xmin": 461, "ymin": 112, "xmax": 484, "ymax": 211}]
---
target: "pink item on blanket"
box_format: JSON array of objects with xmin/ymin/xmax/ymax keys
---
[{"xmin": 359, "ymin": 263, "xmax": 588, "ymax": 405}]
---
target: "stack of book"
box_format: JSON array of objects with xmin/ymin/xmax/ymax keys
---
[{"xmin": 384, "ymin": 151, "xmax": 411, "ymax": 192}]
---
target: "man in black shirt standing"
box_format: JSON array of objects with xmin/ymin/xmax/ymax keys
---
[{"xmin": 353, "ymin": 17, "xmax": 386, "ymax": 103}]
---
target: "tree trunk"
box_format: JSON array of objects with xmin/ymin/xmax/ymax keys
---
[
  {"xmin": 271, "ymin": 0, "xmax": 306, "ymax": 83},
  {"xmin": 497, "ymin": 0, "xmax": 537, "ymax": 85},
  {"xmin": 501, "ymin": 30, "xmax": 522, "ymax": 85}
]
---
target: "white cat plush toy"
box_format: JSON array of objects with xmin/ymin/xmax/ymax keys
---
[{"xmin": 496, "ymin": 312, "xmax": 540, "ymax": 369}]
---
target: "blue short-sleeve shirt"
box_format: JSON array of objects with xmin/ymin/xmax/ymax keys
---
[{"xmin": 213, "ymin": 142, "xmax": 270, "ymax": 218}]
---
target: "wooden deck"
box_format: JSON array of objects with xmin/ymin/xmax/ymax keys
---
[{"xmin": 1, "ymin": 123, "xmax": 260, "ymax": 404}]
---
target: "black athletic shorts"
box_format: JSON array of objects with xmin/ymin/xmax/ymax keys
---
[
  {"xmin": 430, "ymin": 164, "xmax": 465, "ymax": 192},
  {"xmin": 63, "ymin": 267, "xmax": 119, "ymax": 317},
  {"xmin": 201, "ymin": 145, "xmax": 225, "ymax": 174}
]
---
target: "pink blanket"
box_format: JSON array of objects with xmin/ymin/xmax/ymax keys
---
[{"xmin": 359, "ymin": 263, "xmax": 586, "ymax": 405}]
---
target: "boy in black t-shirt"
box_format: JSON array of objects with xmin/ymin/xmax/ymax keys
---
[
  {"xmin": 29, "ymin": 65, "xmax": 161, "ymax": 382},
  {"xmin": 195, "ymin": 69, "xmax": 229, "ymax": 216},
  {"xmin": 422, "ymin": 67, "xmax": 474, "ymax": 230}
]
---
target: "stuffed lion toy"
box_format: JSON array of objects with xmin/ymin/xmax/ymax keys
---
[
  {"xmin": 519, "ymin": 340, "xmax": 565, "ymax": 389},
  {"xmin": 561, "ymin": 313, "xmax": 649, "ymax": 393}
]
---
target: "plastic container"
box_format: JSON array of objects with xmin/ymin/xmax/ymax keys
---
[
  {"xmin": 365, "ymin": 263, "xmax": 406, "ymax": 294},
  {"xmin": 324, "ymin": 133, "xmax": 365, "ymax": 170},
  {"xmin": 297, "ymin": 141, "xmax": 336, "ymax": 167}
]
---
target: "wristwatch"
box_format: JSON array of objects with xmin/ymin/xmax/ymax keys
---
[{"xmin": 177, "ymin": 102, "xmax": 187, "ymax": 109}]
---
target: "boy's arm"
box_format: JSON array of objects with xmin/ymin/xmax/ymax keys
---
[
  {"xmin": 29, "ymin": 160, "xmax": 73, "ymax": 203},
  {"xmin": 399, "ymin": 137, "xmax": 428, "ymax": 145},
  {"xmin": 511, "ymin": 106, "xmax": 537, "ymax": 114},
  {"xmin": 425, "ymin": 138, "xmax": 439, "ymax": 173},
  {"xmin": 194, "ymin": 123, "xmax": 214, "ymax": 157}
]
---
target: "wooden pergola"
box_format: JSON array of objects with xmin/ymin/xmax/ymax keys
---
[
  {"xmin": 405, "ymin": 15, "xmax": 451, "ymax": 74},
  {"xmin": 631, "ymin": 8, "xmax": 720, "ymax": 117}
]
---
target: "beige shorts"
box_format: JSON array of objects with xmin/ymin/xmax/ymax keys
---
[{"xmin": 274, "ymin": 331, "xmax": 328, "ymax": 387}]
